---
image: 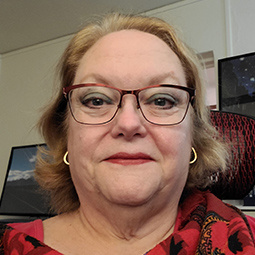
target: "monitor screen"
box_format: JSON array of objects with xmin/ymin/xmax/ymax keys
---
[
  {"xmin": 0, "ymin": 144, "xmax": 54, "ymax": 218},
  {"xmin": 218, "ymin": 51, "xmax": 255, "ymax": 118}
]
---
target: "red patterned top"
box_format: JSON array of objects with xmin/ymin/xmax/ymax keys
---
[{"xmin": 1, "ymin": 190, "xmax": 255, "ymax": 254}]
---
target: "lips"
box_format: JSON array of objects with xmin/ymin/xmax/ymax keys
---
[{"xmin": 105, "ymin": 152, "xmax": 154, "ymax": 165}]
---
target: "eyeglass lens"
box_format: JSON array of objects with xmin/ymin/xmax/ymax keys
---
[{"xmin": 68, "ymin": 85, "xmax": 191, "ymax": 125}]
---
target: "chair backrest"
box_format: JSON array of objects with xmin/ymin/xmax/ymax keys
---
[{"xmin": 209, "ymin": 110, "xmax": 255, "ymax": 199}]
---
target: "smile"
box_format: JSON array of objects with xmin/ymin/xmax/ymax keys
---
[{"xmin": 105, "ymin": 152, "xmax": 154, "ymax": 165}]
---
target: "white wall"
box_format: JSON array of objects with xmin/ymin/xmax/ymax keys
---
[
  {"xmin": 0, "ymin": 55, "xmax": 2, "ymax": 76},
  {"xmin": 146, "ymin": 0, "xmax": 227, "ymax": 61},
  {"xmin": 225, "ymin": 0, "xmax": 255, "ymax": 56},
  {"xmin": 0, "ymin": 0, "xmax": 255, "ymax": 194},
  {"xmin": 0, "ymin": 37, "xmax": 71, "ymax": 193}
]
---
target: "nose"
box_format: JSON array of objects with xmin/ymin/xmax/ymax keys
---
[{"xmin": 110, "ymin": 95, "xmax": 147, "ymax": 140}]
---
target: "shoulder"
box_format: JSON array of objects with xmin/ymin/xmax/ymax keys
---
[
  {"xmin": 247, "ymin": 215, "xmax": 255, "ymax": 237},
  {"xmin": 8, "ymin": 219, "xmax": 44, "ymax": 242},
  {"xmin": 0, "ymin": 221, "xmax": 62, "ymax": 254}
]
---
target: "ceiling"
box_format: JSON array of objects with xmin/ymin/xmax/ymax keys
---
[{"xmin": 0, "ymin": 0, "xmax": 183, "ymax": 54}]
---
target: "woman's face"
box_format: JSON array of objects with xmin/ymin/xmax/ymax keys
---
[{"xmin": 67, "ymin": 30, "xmax": 192, "ymax": 207}]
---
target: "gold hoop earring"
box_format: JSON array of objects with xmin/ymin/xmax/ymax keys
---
[
  {"xmin": 63, "ymin": 151, "xmax": 69, "ymax": 165},
  {"xmin": 190, "ymin": 147, "xmax": 197, "ymax": 164}
]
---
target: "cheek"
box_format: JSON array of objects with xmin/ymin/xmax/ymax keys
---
[
  {"xmin": 66, "ymin": 122, "xmax": 98, "ymax": 192},
  {"xmin": 154, "ymin": 125, "xmax": 192, "ymax": 158},
  {"xmin": 67, "ymin": 119, "xmax": 103, "ymax": 153},
  {"xmin": 152, "ymin": 120, "xmax": 192, "ymax": 181},
  {"xmin": 67, "ymin": 120, "xmax": 95, "ymax": 166},
  {"xmin": 66, "ymin": 119, "xmax": 109, "ymax": 172}
]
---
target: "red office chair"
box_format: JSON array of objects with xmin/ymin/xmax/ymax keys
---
[{"xmin": 209, "ymin": 110, "xmax": 255, "ymax": 200}]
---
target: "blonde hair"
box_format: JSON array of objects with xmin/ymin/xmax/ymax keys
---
[{"xmin": 35, "ymin": 13, "xmax": 228, "ymax": 214}]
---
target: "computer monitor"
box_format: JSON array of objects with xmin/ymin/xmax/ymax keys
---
[
  {"xmin": 0, "ymin": 144, "xmax": 54, "ymax": 220},
  {"xmin": 218, "ymin": 51, "xmax": 255, "ymax": 118}
]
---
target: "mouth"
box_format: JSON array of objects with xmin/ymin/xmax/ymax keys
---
[{"xmin": 104, "ymin": 152, "xmax": 154, "ymax": 165}]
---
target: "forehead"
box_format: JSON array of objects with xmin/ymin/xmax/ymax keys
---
[{"xmin": 74, "ymin": 30, "xmax": 186, "ymax": 87}]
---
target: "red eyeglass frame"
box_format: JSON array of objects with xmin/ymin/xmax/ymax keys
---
[{"xmin": 63, "ymin": 83, "xmax": 196, "ymax": 126}]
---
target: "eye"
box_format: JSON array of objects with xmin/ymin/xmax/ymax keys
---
[
  {"xmin": 80, "ymin": 92, "xmax": 113, "ymax": 108},
  {"xmin": 146, "ymin": 93, "xmax": 177, "ymax": 109},
  {"xmin": 86, "ymin": 97, "xmax": 104, "ymax": 106}
]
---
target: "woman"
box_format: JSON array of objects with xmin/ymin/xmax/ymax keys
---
[{"xmin": 1, "ymin": 13, "xmax": 255, "ymax": 254}]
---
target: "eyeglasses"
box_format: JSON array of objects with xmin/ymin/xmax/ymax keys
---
[{"xmin": 63, "ymin": 83, "xmax": 195, "ymax": 126}]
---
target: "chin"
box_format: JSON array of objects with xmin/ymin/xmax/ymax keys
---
[
  {"xmin": 111, "ymin": 197, "xmax": 152, "ymax": 207},
  {"xmin": 96, "ymin": 170, "xmax": 163, "ymax": 207},
  {"xmin": 105, "ymin": 186, "xmax": 158, "ymax": 207}
]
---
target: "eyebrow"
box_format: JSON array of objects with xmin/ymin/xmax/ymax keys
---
[
  {"xmin": 147, "ymin": 71, "xmax": 184, "ymax": 86},
  {"xmin": 78, "ymin": 73, "xmax": 110, "ymax": 85},
  {"xmin": 78, "ymin": 71, "xmax": 185, "ymax": 87}
]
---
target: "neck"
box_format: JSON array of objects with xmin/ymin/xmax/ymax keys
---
[{"xmin": 75, "ymin": 193, "xmax": 179, "ymax": 250}]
